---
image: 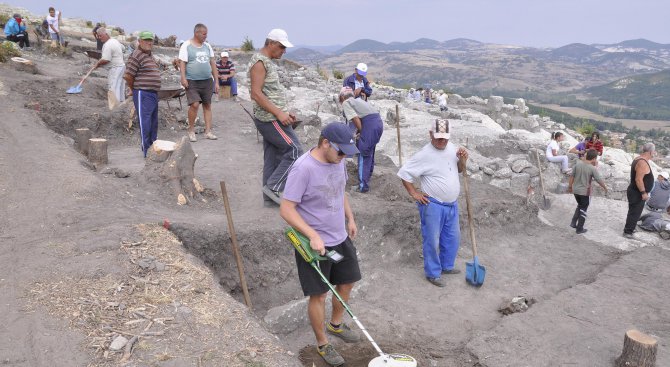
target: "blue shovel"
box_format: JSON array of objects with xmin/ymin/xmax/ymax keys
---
[
  {"xmin": 463, "ymin": 169, "xmax": 486, "ymax": 286},
  {"xmin": 66, "ymin": 64, "xmax": 96, "ymax": 94}
]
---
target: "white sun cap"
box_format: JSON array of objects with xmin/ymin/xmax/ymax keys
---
[
  {"xmin": 220, "ymin": 51, "xmax": 229, "ymax": 58},
  {"xmin": 356, "ymin": 62, "xmax": 368, "ymax": 76},
  {"xmin": 267, "ymin": 28, "xmax": 293, "ymax": 48}
]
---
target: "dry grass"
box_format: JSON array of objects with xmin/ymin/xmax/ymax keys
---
[{"xmin": 25, "ymin": 224, "xmax": 287, "ymax": 366}]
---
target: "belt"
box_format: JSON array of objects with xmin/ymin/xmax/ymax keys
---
[{"xmin": 428, "ymin": 197, "xmax": 457, "ymax": 207}]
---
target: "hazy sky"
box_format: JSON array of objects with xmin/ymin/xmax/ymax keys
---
[{"xmin": 8, "ymin": 0, "xmax": 670, "ymax": 48}]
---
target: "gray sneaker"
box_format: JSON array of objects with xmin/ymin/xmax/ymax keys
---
[
  {"xmin": 327, "ymin": 322, "xmax": 360, "ymax": 343},
  {"xmin": 317, "ymin": 343, "xmax": 345, "ymax": 366},
  {"xmin": 262, "ymin": 185, "xmax": 282, "ymax": 205}
]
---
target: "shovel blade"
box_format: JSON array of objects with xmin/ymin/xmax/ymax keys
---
[
  {"xmin": 465, "ymin": 256, "xmax": 486, "ymax": 286},
  {"xmin": 540, "ymin": 195, "xmax": 551, "ymax": 210},
  {"xmin": 66, "ymin": 85, "xmax": 82, "ymax": 94}
]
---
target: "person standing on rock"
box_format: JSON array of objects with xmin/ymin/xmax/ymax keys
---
[
  {"xmin": 124, "ymin": 31, "xmax": 162, "ymax": 157},
  {"xmin": 546, "ymin": 132, "xmax": 571, "ymax": 174},
  {"xmin": 280, "ymin": 122, "xmax": 361, "ymax": 367},
  {"xmin": 343, "ymin": 63, "xmax": 372, "ymax": 100},
  {"xmin": 623, "ymin": 143, "xmax": 656, "ymax": 238},
  {"xmin": 249, "ymin": 28, "xmax": 303, "ymax": 206},
  {"xmin": 94, "ymin": 28, "xmax": 126, "ymax": 108},
  {"xmin": 567, "ymin": 149, "xmax": 608, "ymax": 234},
  {"xmin": 339, "ymin": 87, "xmax": 383, "ymax": 193},
  {"xmin": 179, "ymin": 23, "xmax": 219, "ymax": 142},
  {"xmin": 398, "ymin": 119, "xmax": 468, "ymax": 287}
]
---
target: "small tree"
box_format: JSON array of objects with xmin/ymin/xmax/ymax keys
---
[
  {"xmin": 241, "ymin": 36, "xmax": 254, "ymax": 52},
  {"xmin": 332, "ymin": 69, "xmax": 344, "ymax": 79}
]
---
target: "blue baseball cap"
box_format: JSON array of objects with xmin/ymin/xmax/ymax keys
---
[{"xmin": 321, "ymin": 122, "xmax": 359, "ymax": 156}]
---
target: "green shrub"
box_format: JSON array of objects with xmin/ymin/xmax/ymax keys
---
[
  {"xmin": 0, "ymin": 41, "xmax": 21, "ymax": 63},
  {"xmin": 85, "ymin": 20, "xmax": 93, "ymax": 27},
  {"xmin": 241, "ymin": 36, "xmax": 254, "ymax": 52},
  {"xmin": 332, "ymin": 69, "xmax": 344, "ymax": 79},
  {"xmin": 0, "ymin": 13, "xmax": 9, "ymax": 26}
]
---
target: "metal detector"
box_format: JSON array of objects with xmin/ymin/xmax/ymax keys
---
[{"xmin": 285, "ymin": 227, "xmax": 417, "ymax": 367}]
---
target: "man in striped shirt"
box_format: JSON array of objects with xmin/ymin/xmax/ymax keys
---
[{"xmin": 124, "ymin": 31, "xmax": 162, "ymax": 157}]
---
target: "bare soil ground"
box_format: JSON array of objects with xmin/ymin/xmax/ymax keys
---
[{"xmin": 1, "ymin": 43, "xmax": 669, "ymax": 367}]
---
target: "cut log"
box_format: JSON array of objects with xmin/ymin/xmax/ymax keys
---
[
  {"xmin": 219, "ymin": 85, "xmax": 231, "ymax": 99},
  {"xmin": 88, "ymin": 138, "xmax": 108, "ymax": 165},
  {"xmin": 142, "ymin": 136, "xmax": 203, "ymax": 204},
  {"xmin": 146, "ymin": 140, "xmax": 176, "ymax": 163},
  {"xmin": 74, "ymin": 128, "xmax": 92, "ymax": 155},
  {"xmin": 11, "ymin": 57, "xmax": 39, "ymax": 74},
  {"xmin": 615, "ymin": 329, "xmax": 657, "ymax": 367}
]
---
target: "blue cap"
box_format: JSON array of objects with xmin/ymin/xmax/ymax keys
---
[{"xmin": 321, "ymin": 122, "xmax": 359, "ymax": 156}]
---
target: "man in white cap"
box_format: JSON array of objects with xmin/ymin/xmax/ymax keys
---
[
  {"xmin": 343, "ymin": 62, "xmax": 372, "ymax": 100},
  {"xmin": 249, "ymin": 28, "xmax": 303, "ymax": 207},
  {"xmin": 398, "ymin": 119, "xmax": 468, "ymax": 287},
  {"xmin": 646, "ymin": 171, "xmax": 670, "ymax": 212},
  {"xmin": 215, "ymin": 51, "xmax": 238, "ymax": 101}
]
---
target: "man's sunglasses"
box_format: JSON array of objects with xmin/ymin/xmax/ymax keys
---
[{"xmin": 330, "ymin": 142, "xmax": 346, "ymax": 157}]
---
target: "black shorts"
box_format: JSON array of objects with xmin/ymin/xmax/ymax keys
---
[
  {"xmin": 295, "ymin": 237, "xmax": 361, "ymax": 296},
  {"xmin": 185, "ymin": 78, "xmax": 213, "ymax": 105}
]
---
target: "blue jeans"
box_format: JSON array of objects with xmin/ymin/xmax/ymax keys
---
[
  {"xmin": 219, "ymin": 76, "xmax": 238, "ymax": 96},
  {"xmin": 418, "ymin": 197, "xmax": 460, "ymax": 278},
  {"xmin": 349, "ymin": 114, "xmax": 383, "ymax": 191}
]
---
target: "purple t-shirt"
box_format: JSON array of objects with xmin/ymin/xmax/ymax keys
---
[{"xmin": 282, "ymin": 150, "xmax": 348, "ymax": 247}]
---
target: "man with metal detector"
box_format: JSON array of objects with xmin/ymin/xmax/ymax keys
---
[
  {"xmin": 398, "ymin": 119, "xmax": 468, "ymax": 288},
  {"xmin": 280, "ymin": 122, "xmax": 361, "ymax": 366}
]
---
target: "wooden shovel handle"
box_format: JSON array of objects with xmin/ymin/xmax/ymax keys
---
[
  {"xmin": 78, "ymin": 64, "xmax": 97, "ymax": 87},
  {"xmin": 535, "ymin": 150, "xmax": 547, "ymax": 197},
  {"xmin": 463, "ymin": 169, "xmax": 478, "ymax": 258}
]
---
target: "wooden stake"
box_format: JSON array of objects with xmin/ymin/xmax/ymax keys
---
[
  {"xmin": 74, "ymin": 128, "xmax": 92, "ymax": 155},
  {"xmin": 395, "ymin": 104, "xmax": 402, "ymax": 166},
  {"xmin": 615, "ymin": 329, "xmax": 657, "ymax": 367},
  {"xmin": 219, "ymin": 181, "xmax": 252, "ymax": 309},
  {"xmin": 88, "ymin": 138, "xmax": 108, "ymax": 165}
]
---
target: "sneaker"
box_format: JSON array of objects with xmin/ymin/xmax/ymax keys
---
[
  {"xmin": 426, "ymin": 277, "xmax": 446, "ymax": 287},
  {"xmin": 570, "ymin": 223, "xmax": 577, "ymax": 229},
  {"xmin": 623, "ymin": 232, "xmax": 634, "ymax": 239},
  {"xmin": 317, "ymin": 343, "xmax": 345, "ymax": 366},
  {"xmin": 326, "ymin": 322, "xmax": 360, "ymax": 343},
  {"xmin": 441, "ymin": 268, "xmax": 461, "ymax": 275},
  {"xmin": 262, "ymin": 185, "xmax": 282, "ymax": 205},
  {"xmin": 205, "ymin": 131, "xmax": 218, "ymax": 140},
  {"xmin": 188, "ymin": 131, "xmax": 197, "ymax": 142},
  {"xmin": 576, "ymin": 228, "xmax": 588, "ymax": 234},
  {"xmin": 354, "ymin": 186, "xmax": 369, "ymax": 193},
  {"xmin": 233, "ymin": 96, "xmax": 239, "ymax": 102}
]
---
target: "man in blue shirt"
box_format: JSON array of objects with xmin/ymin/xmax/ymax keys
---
[
  {"xmin": 4, "ymin": 13, "xmax": 31, "ymax": 49},
  {"xmin": 343, "ymin": 63, "xmax": 372, "ymax": 100}
]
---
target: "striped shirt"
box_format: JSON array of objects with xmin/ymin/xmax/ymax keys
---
[
  {"xmin": 125, "ymin": 48, "xmax": 161, "ymax": 91},
  {"xmin": 216, "ymin": 60, "xmax": 235, "ymax": 75}
]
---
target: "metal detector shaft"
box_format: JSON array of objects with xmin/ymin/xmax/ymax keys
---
[{"xmin": 309, "ymin": 261, "xmax": 388, "ymax": 361}]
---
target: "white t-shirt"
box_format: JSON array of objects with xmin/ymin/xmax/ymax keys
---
[
  {"xmin": 438, "ymin": 94, "xmax": 447, "ymax": 107},
  {"xmin": 101, "ymin": 38, "xmax": 125, "ymax": 67},
  {"xmin": 546, "ymin": 140, "xmax": 559, "ymax": 157},
  {"xmin": 397, "ymin": 142, "xmax": 461, "ymax": 203},
  {"xmin": 46, "ymin": 11, "xmax": 60, "ymax": 33}
]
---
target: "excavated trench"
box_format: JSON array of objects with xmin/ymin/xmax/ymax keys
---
[{"xmin": 167, "ymin": 170, "xmax": 613, "ymax": 367}]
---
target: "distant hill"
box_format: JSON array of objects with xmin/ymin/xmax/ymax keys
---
[
  {"xmin": 549, "ymin": 43, "xmax": 602, "ymax": 62},
  {"xmin": 584, "ymin": 69, "xmax": 670, "ymax": 119},
  {"xmin": 337, "ymin": 39, "xmax": 389, "ymax": 53},
  {"xmin": 284, "ymin": 48, "xmax": 326, "ymax": 64},
  {"xmin": 615, "ymin": 39, "xmax": 670, "ymax": 50},
  {"xmin": 287, "ymin": 44, "xmax": 343, "ymax": 54}
]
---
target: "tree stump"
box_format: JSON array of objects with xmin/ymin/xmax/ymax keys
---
[
  {"xmin": 10, "ymin": 57, "xmax": 39, "ymax": 75},
  {"xmin": 88, "ymin": 138, "xmax": 108, "ymax": 165},
  {"xmin": 143, "ymin": 137, "xmax": 204, "ymax": 205},
  {"xmin": 74, "ymin": 128, "xmax": 92, "ymax": 155},
  {"xmin": 615, "ymin": 329, "xmax": 657, "ymax": 367}
]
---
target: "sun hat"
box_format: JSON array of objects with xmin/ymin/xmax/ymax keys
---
[
  {"xmin": 139, "ymin": 31, "xmax": 154, "ymax": 40},
  {"xmin": 430, "ymin": 119, "xmax": 450, "ymax": 139},
  {"xmin": 356, "ymin": 62, "xmax": 368, "ymax": 76},
  {"xmin": 660, "ymin": 172, "xmax": 669, "ymax": 180},
  {"xmin": 267, "ymin": 28, "xmax": 293, "ymax": 48},
  {"xmin": 220, "ymin": 51, "xmax": 229, "ymax": 58},
  {"xmin": 321, "ymin": 123, "xmax": 359, "ymax": 156}
]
